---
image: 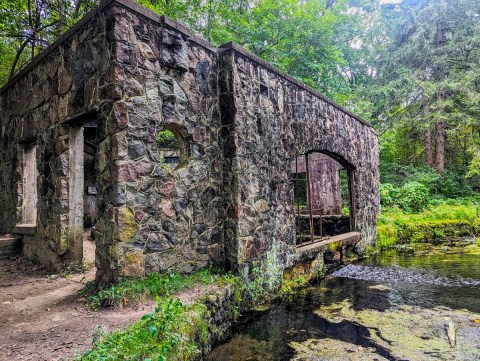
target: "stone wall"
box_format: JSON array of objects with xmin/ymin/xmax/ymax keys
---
[
  {"xmin": 0, "ymin": 0, "xmax": 379, "ymax": 284},
  {"xmin": 97, "ymin": 3, "xmax": 225, "ymax": 281},
  {"xmin": 219, "ymin": 43, "xmax": 380, "ymax": 286},
  {"xmin": 0, "ymin": 5, "xmax": 116, "ymax": 268},
  {"xmin": 0, "ymin": 0, "xmax": 226, "ymax": 281}
]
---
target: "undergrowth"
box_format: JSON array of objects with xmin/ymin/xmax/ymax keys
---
[
  {"xmin": 82, "ymin": 267, "xmax": 233, "ymax": 309},
  {"xmin": 377, "ymin": 197, "xmax": 480, "ymax": 249},
  {"xmin": 78, "ymin": 269, "xmax": 243, "ymax": 360},
  {"xmin": 79, "ymin": 296, "xmax": 209, "ymax": 361}
]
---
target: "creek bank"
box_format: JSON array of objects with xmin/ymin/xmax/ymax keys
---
[
  {"xmin": 376, "ymin": 201, "xmax": 480, "ymax": 249},
  {"xmin": 78, "ymin": 276, "xmax": 243, "ymax": 360},
  {"xmin": 377, "ymin": 220, "xmax": 478, "ymax": 248},
  {"xmin": 209, "ymin": 247, "xmax": 480, "ymax": 360},
  {"xmin": 79, "ymin": 238, "xmax": 360, "ymax": 360}
]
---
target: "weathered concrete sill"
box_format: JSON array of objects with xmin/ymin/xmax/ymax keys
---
[
  {"xmin": 12, "ymin": 224, "xmax": 37, "ymax": 235},
  {"xmin": 297, "ymin": 232, "xmax": 361, "ymax": 260}
]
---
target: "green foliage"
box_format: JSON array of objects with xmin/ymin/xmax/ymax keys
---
[
  {"xmin": 156, "ymin": 129, "xmax": 178, "ymax": 149},
  {"xmin": 140, "ymin": 0, "xmax": 369, "ymax": 101},
  {"xmin": 380, "ymin": 183, "xmax": 399, "ymax": 208},
  {"xmin": 80, "ymin": 297, "xmax": 202, "ymax": 360},
  {"xmin": 0, "ymin": 0, "xmax": 96, "ymax": 83},
  {"xmin": 397, "ymin": 181, "xmax": 430, "ymax": 213},
  {"xmin": 381, "ymin": 181, "xmax": 429, "ymax": 212},
  {"xmin": 377, "ymin": 224, "xmax": 397, "ymax": 249},
  {"xmin": 242, "ymin": 263, "xmax": 266, "ymax": 304},
  {"xmin": 394, "ymin": 219, "xmax": 472, "ymax": 244},
  {"xmin": 377, "ymin": 197, "xmax": 480, "ymax": 249},
  {"xmin": 380, "ymin": 161, "xmax": 473, "ymax": 199},
  {"xmin": 82, "ymin": 267, "xmax": 223, "ymax": 309},
  {"xmin": 356, "ymin": 0, "xmax": 480, "ymax": 187},
  {"xmin": 280, "ymin": 272, "xmax": 308, "ymax": 295},
  {"xmin": 79, "ymin": 271, "xmax": 244, "ymax": 361}
]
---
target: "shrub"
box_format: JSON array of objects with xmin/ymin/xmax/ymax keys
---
[
  {"xmin": 82, "ymin": 267, "xmax": 226, "ymax": 309},
  {"xmin": 380, "ymin": 183, "xmax": 400, "ymax": 208},
  {"xmin": 377, "ymin": 224, "xmax": 397, "ymax": 248},
  {"xmin": 397, "ymin": 181, "xmax": 430, "ymax": 212},
  {"xmin": 380, "ymin": 181, "xmax": 429, "ymax": 212},
  {"xmin": 380, "ymin": 161, "xmax": 473, "ymax": 198}
]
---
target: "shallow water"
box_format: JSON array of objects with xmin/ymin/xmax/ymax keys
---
[{"xmin": 208, "ymin": 245, "xmax": 480, "ymax": 361}]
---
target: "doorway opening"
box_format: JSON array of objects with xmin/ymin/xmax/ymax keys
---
[
  {"xmin": 82, "ymin": 120, "xmax": 98, "ymax": 268},
  {"xmin": 292, "ymin": 152, "xmax": 355, "ymax": 246},
  {"xmin": 68, "ymin": 120, "xmax": 98, "ymax": 267}
]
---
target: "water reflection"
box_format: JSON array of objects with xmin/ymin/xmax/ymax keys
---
[{"xmin": 208, "ymin": 248, "xmax": 480, "ymax": 360}]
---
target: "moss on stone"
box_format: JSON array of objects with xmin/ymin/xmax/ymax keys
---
[
  {"xmin": 121, "ymin": 250, "xmax": 145, "ymax": 277},
  {"xmin": 80, "ymin": 270, "xmax": 245, "ymax": 360},
  {"xmin": 377, "ymin": 224, "xmax": 397, "ymax": 249},
  {"xmin": 115, "ymin": 206, "xmax": 136, "ymax": 243}
]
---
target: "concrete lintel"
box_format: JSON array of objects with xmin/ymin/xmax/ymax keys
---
[{"xmin": 62, "ymin": 109, "xmax": 98, "ymax": 126}]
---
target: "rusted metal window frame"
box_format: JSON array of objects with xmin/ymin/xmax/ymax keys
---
[{"xmin": 293, "ymin": 151, "xmax": 355, "ymax": 246}]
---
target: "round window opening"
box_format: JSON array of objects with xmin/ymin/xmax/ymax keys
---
[{"xmin": 156, "ymin": 127, "xmax": 189, "ymax": 170}]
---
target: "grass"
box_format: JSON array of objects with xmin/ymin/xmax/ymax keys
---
[
  {"xmin": 80, "ymin": 297, "xmax": 209, "ymax": 360},
  {"xmin": 82, "ymin": 267, "xmax": 234, "ymax": 309},
  {"xmin": 79, "ymin": 269, "xmax": 243, "ymax": 360},
  {"xmin": 377, "ymin": 197, "xmax": 480, "ymax": 249},
  {"xmin": 378, "ymin": 198, "xmax": 480, "ymax": 226}
]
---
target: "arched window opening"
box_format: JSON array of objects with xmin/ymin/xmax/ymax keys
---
[
  {"xmin": 157, "ymin": 127, "xmax": 189, "ymax": 170},
  {"xmin": 292, "ymin": 152, "xmax": 355, "ymax": 246}
]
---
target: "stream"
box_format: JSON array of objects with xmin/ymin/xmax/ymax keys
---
[{"xmin": 208, "ymin": 243, "xmax": 480, "ymax": 361}]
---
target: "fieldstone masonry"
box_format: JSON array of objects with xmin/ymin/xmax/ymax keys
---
[{"xmin": 0, "ymin": 0, "xmax": 379, "ymax": 284}]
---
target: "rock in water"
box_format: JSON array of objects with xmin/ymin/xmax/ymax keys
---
[{"xmin": 445, "ymin": 321, "xmax": 456, "ymax": 347}]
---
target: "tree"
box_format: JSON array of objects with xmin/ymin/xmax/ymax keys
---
[
  {"xmin": 357, "ymin": 0, "xmax": 480, "ymax": 176},
  {"xmin": 0, "ymin": 0, "xmax": 95, "ymax": 84}
]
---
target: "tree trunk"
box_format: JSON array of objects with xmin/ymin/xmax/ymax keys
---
[
  {"xmin": 435, "ymin": 121, "xmax": 445, "ymax": 173},
  {"xmin": 425, "ymin": 128, "xmax": 433, "ymax": 166}
]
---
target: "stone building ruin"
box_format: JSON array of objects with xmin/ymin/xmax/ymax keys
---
[{"xmin": 0, "ymin": 0, "xmax": 380, "ymax": 284}]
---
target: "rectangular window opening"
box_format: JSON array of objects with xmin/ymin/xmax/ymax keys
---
[
  {"xmin": 260, "ymin": 84, "xmax": 269, "ymax": 97},
  {"xmin": 20, "ymin": 145, "xmax": 38, "ymax": 225}
]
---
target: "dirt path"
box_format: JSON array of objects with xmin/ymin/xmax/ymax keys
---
[{"xmin": 0, "ymin": 242, "xmax": 155, "ymax": 361}]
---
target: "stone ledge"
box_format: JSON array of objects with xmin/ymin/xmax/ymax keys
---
[
  {"xmin": 296, "ymin": 231, "xmax": 361, "ymax": 260},
  {"xmin": 12, "ymin": 224, "xmax": 37, "ymax": 235}
]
